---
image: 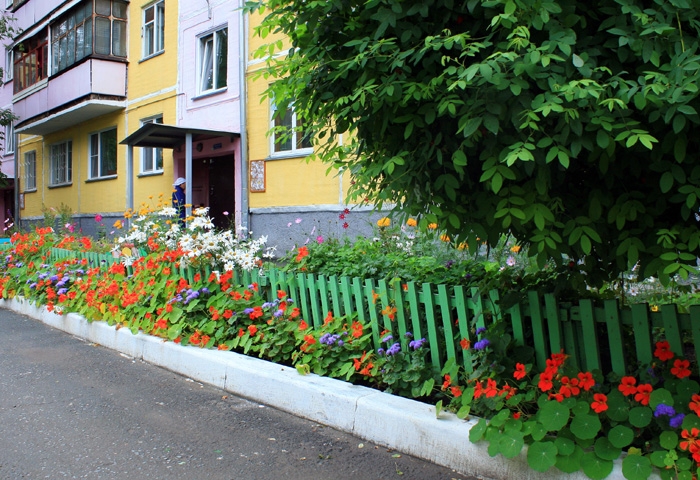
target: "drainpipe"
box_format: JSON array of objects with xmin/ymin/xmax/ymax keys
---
[
  {"xmin": 13, "ymin": 146, "xmax": 18, "ymax": 230},
  {"xmin": 238, "ymin": 1, "xmax": 249, "ymax": 232}
]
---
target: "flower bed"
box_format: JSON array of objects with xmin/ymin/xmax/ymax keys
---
[{"xmin": 2, "ymin": 208, "xmax": 700, "ymax": 479}]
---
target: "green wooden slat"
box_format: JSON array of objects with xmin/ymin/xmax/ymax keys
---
[
  {"xmin": 470, "ymin": 287, "xmax": 487, "ymax": 331},
  {"xmin": 317, "ymin": 275, "xmax": 330, "ymax": 315},
  {"xmin": 630, "ymin": 303, "xmax": 653, "ymax": 366},
  {"xmin": 405, "ymin": 281, "xmax": 423, "ymax": 343},
  {"xmin": 560, "ymin": 307, "xmax": 580, "ymax": 371},
  {"xmin": 579, "ymin": 299, "xmax": 601, "ymax": 372},
  {"xmin": 377, "ymin": 279, "xmax": 392, "ymax": 335},
  {"xmin": 365, "ymin": 279, "xmax": 382, "ymax": 350},
  {"xmin": 690, "ymin": 305, "xmax": 700, "ymax": 364},
  {"xmin": 528, "ymin": 291, "xmax": 548, "ymax": 370},
  {"xmin": 328, "ymin": 275, "xmax": 342, "ymax": 317},
  {"xmin": 307, "ymin": 273, "xmax": 322, "ymax": 323},
  {"xmin": 603, "ymin": 299, "xmax": 626, "ymax": 375},
  {"xmin": 340, "ymin": 277, "xmax": 353, "ymax": 318},
  {"xmin": 391, "ymin": 281, "xmax": 409, "ymax": 350},
  {"xmin": 488, "ymin": 289, "xmax": 503, "ymax": 321},
  {"xmin": 296, "ymin": 273, "xmax": 313, "ymax": 326},
  {"xmin": 351, "ymin": 277, "xmax": 367, "ymax": 324},
  {"xmin": 508, "ymin": 301, "xmax": 526, "ymax": 347},
  {"xmin": 437, "ymin": 284, "xmax": 456, "ymax": 364},
  {"xmin": 660, "ymin": 304, "xmax": 683, "ymax": 356},
  {"xmin": 544, "ymin": 294, "xmax": 563, "ymax": 354},
  {"xmin": 453, "ymin": 286, "xmax": 474, "ymax": 372},
  {"xmin": 421, "ymin": 283, "xmax": 441, "ymax": 370}
]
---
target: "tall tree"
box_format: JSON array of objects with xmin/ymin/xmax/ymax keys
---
[{"xmin": 251, "ymin": 0, "xmax": 700, "ymax": 284}]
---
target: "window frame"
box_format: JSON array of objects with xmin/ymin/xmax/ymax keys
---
[
  {"xmin": 89, "ymin": 127, "xmax": 118, "ymax": 180},
  {"xmin": 197, "ymin": 26, "xmax": 228, "ymax": 95},
  {"xmin": 24, "ymin": 150, "xmax": 36, "ymax": 192},
  {"xmin": 13, "ymin": 32, "xmax": 48, "ymax": 94},
  {"xmin": 140, "ymin": 115, "xmax": 164, "ymax": 174},
  {"xmin": 142, "ymin": 0, "xmax": 165, "ymax": 59},
  {"xmin": 4, "ymin": 123, "xmax": 13, "ymax": 155},
  {"xmin": 5, "ymin": 0, "xmax": 12, "ymax": 10},
  {"xmin": 269, "ymin": 101, "xmax": 313, "ymax": 158},
  {"xmin": 49, "ymin": 140, "xmax": 72, "ymax": 187},
  {"xmin": 5, "ymin": 48, "xmax": 12, "ymax": 81}
]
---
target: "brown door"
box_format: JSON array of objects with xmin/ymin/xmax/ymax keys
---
[{"xmin": 208, "ymin": 154, "xmax": 235, "ymax": 230}]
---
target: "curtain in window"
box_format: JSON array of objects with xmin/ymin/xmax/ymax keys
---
[
  {"xmin": 200, "ymin": 36, "xmax": 213, "ymax": 92},
  {"xmin": 112, "ymin": 20, "xmax": 126, "ymax": 57},
  {"xmin": 215, "ymin": 29, "xmax": 227, "ymax": 90}
]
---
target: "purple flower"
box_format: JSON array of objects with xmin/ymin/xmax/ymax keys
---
[
  {"xmin": 404, "ymin": 332, "xmax": 413, "ymax": 338},
  {"xmin": 409, "ymin": 338, "xmax": 426, "ymax": 350},
  {"xmin": 386, "ymin": 342, "xmax": 401, "ymax": 355},
  {"xmin": 57, "ymin": 288, "xmax": 68, "ymax": 295},
  {"xmin": 377, "ymin": 348, "xmax": 385, "ymax": 355},
  {"xmin": 200, "ymin": 287, "xmax": 210, "ymax": 294},
  {"xmin": 476, "ymin": 327, "xmax": 486, "ymax": 335},
  {"xmin": 337, "ymin": 340, "xmax": 344, "ymax": 346},
  {"xmin": 273, "ymin": 309, "xmax": 284, "ymax": 317},
  {"xmin": 381, "ymin": 334, "xmax": 393, "ymax": 343},
  {"xmin": 654, "ymin": 404, "xmax": 675, "ymax": 418},
  {"xmin": 473, "ymin": 339, "xmax": 491, "ymax": 350},
  {"xmin": 670, "ymin": 413, "xmax": 685, "ymax": 428},
  {"xmin": 243, "ymin": 308, "xmax": 254, "ymax": 315},
  {"xmin": 50, "ymin": 275, "xmax": 59, "ymax": 282}
]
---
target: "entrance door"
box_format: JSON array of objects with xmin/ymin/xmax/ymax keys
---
[{"xmin": 208, "ymin": 155, "xmax": 236, "ymax": 230}]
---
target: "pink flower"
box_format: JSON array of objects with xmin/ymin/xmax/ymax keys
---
[
  {"xmin": 223, "ymin": 211, "xmax": 229, "ymax": 216},
  {"xmin": 316, "ymin": 236, "xmax": 324, "ymax": 244},
  {"xmin": 95, "ymin": 214, "xmax": 102, "ymax": 223},
  {"xmin": 295, "ymin": 218, "xmax": 302, "ymax": 224}
]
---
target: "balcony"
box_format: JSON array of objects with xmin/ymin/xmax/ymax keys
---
[{"xmin": 13, "ymin": 58, "xmax": 126, "ymax": 136}]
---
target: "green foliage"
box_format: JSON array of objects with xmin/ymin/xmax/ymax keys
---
[{"xmin": 250, "ymin": 0, "xmax": 700, "ymax": 285}]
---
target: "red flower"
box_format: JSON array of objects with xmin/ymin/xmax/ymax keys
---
[
  {"xmin": 351, "ymin": 321, "xmax": 363, "ymax": 338},
  {"xmin": 299, "ymin": 320, "xmax": 309, "ymax": 330},
  {"xmin": 591, "ymin": 393, "xmax": 608, "ymax": 413},
  {"xmin": 634, "ymin": 384, "xmax": 653, "ymax": 405},
  {"xmin": 473, "ymin": 380, "xmax": 483, "ymax": 399},
  {"xmin": 324, "ymin": 311, "xmax": 334, "ymax": 325},
  {"xmin": 200, "ymin": 335, "xmax": 210, "ymax": 346},
  {"xmin": 559, "ymin": 376, "xmax": 580, "ymax": 398},
  {"xmin": 460, "ymin": 338, "xmax": 470, "ymax": 350},
  {"xmin": 548, "ymin": 392, "xmax": 564, "ymax": 402},
  {"xmin": 618, "ymin": 376, "xmax": 637, "ymax": 396},
  {"xmin": 671, "ymin": 359, "xmax": 692, "ymax": 379},
  {"xmin": 513, "ymin": 363, "xmax": 527, "ymax": 380},
  {"xmin": 690, "ymin": 394, "xmax": 700, "ymax": 416},
  {"xmin": 680, "ymin": 428, "xmax": 700, "ymax": 457},
  {"xmin": 295, "ymin": 246, "xmax": 309, "ymax": 262},
  {"xmin": 654, "ymin": 340, "xmax": 674, "ymax": 361},
  {"xmin": 538, "ymin": 371, "xmax": 554, "ymax": 392},
  {"xmin": 217, "ymin": 344, "xmax": 229, "ymax": 351},
  {"xmin": 277, "ymin": 290, "xmax": 287, "ymax": 299},
  {"xmin": 238, "ymin": 328, "xmax": 245, "ymax": 337},
  {"xmin": 513, "ymin": 412, "xmax": 521, "ymax": 420},
  {"xmin": 450, "ymin": 386, "xmax": 462, "ymax": 398},
  {"xmin": 248, "ymin": 325, "xmax": 258, "ymax": 336},
  {"xmin": 342, "ymin": 222, "xmax": 349, "ymax": 229},
  {"xmin": 442, "ymin": 374, "xmax": 451, "ymax": 390},
  {"xmin": 577, "ymin": 372, "xmax": 595, "ymax": 391},
  {"xmin": 484, "ymin": 378, "xmax": 499, "ymax": 398}
]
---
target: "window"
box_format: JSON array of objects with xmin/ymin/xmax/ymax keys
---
[
  {"xmin": 94, "ymin": 0, "xmax": 127, "ymax": 57},
  {"xmin": 4, "ymin": 123, "xmax": 13, "ymax": 154},
  {"xmin": 24, "ymin": 151, "xmax": 36, "ymax": 191},
  {"xmin": 5, "ymin": 0, "xmax": 12, "ymax": 10},
  {"xmin": 271, "ymin": 103, "xmax": 313, "ymax": 155},
  {"xmin": 5, "ymin": 48, "xmax": 12, "ymax": 81},
  {"xmin": 89, "ymin": 127, "xmax": 117, "ymax": 179},
  {"xmin": 198, "ymin": 27, "xmax": 227, "ymax": 94},
  {"xmin": 141, "ymin": 116, "xmax": 163, "ymax": 173},
  {"xmin": 50, "ymin": 2, "xmax": 93, "ymax": 76},
  {"xmin": 13, "ymin": 33, "xmax": 48, "ymax": 94},
  {"xmin": 143, "ymin": 1, "xmax": 164, "ymax": 58},
  {"xmin": 50, "ymin": 140, "xmax": 72, "ymax": 186}
]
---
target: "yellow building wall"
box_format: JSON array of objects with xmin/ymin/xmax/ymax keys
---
[{"xmin": 246, "ymin": 12, "xmax": 351, "ymax": 209}]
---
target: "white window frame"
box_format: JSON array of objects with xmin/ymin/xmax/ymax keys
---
[
  {"xmin": 24, "ymin": 150, "xmax": 36, "ymax": 191},
  {"xmin": 270, "ymin": 101, "xmax": 313, "ymax": 157},
  {"xmin": 5, "ymin": 0, "xmax": 12, "ymax": 10},
  {"xmin": 140, "ymin": 115, "xmax": 163, "ymax": 174},
  {"xmin": 4, "ymin": 123, "xmax": 13, "ymax": 155},
  {"xmin": 5, "ymin": 48, "xmax": 12, "ymax": 81},
  {"xmin": 197, "ymin": 26, "xmax": 227, "ymax": 95},
  {"xmin": 89, "ymin": 127, "xmax": 118, "ymax": 179},
  {"xmin": 142, "ymin": 0, "xmax": 164, "ymax": 59},
  {"xmin": 49, "ymin": 140, "xmax": 72, "ymax": 186}
]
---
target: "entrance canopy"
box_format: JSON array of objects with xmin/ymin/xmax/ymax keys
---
[{"xmin": 120, "ymin": 123, "xmax": 240, "ymax": 220}]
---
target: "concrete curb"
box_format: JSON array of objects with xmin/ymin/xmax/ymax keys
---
[{"xmin": 2, "ymin": 297, "xmax": 638, "ymax": 480}]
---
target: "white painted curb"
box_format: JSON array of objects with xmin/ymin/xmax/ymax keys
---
[{"xmin": 2, "ymin": 297, "xmax": 647, "ymax": 480}]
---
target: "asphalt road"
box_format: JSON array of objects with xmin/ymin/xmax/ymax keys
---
[{"xmin": 0, "ymin": 308, "xmax": 479, "ymax": 480}]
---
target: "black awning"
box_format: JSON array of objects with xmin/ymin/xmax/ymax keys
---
[{"xmin": 120, "ymin": 123, "xmax": 239, "ymax": 149}]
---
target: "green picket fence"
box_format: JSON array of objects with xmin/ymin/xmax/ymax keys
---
[{"xmin": 46, "ymin": 247, "xmax": 696, "ymax": 376}]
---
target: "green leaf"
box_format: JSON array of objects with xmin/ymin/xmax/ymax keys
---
[
  {"xmin": 581, "ymin": 451, "xmax": 614, "ymax": 480},
  {"xmin": 659, "ymin": 431, "xmax": 678, "ymax": 450},
  {"xmin": 660, "ymin": 172, "xmax": 674, "ymax": 193},
  {"xmin": 593, "ymin": 437, "xmax": 620, "ymax": 461},
  {"xmin": 499, "ymin": 432, "xmax": 525, "ymax": 459},
  {"xmin": 649, "ymin": 388, "xmax": 674, "ymax": 409},
  {"xmin": 527, "ymin": 441, "xmax": 558, "ymax": 472},
  {"xmin": 469, "ymin": 418, "xmax": 488, "ymax": 442},
  {"xmin": 608, "ymin": 425, "xmax": 634, "ymax": 448},
  {"xmin": 622, "ymin": 455, "xmax": 652, "ymax": 480},
  {"xmin": 538, "ymin": 401, "xmax": 570, "ymax": 431},
  {"xmin": 569, "ymin": 414, "xmax": 601, "ymax": 440},
  {"xmin": 572, "ymin": 54, "xmax": 584, "ymax": 67},
  {"xmin": 629, "ymin": 407, "xmax": 652, "ymax": 428},
  {"xmin": 555, "ymin": 445, "xmax": 584, "ymax": 473}
]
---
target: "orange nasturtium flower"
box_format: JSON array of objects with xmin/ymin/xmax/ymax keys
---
[
  {"xmin": 634, "ymin": 384, "xmax": 653, "ymax": 405},
  {"xmin": 671, "ymin": 359, "xmax": 692, "ymax": 379},
  {"xmin": 295, "ymin": 246, "xmax": 309, "ymax": 262},
  {"xmin": 513, "ymin": 363, "xmax": 527, "ymax": 380},
  {"xmin": 406, "ymin": 218, "xmax": 417, "ymax": 227},
  {"xmin": 460, "ymin": 338, "xmax": 470, "ymax": 350},
  {"xmin": 654, "ymin": 340, "xmax": 674, "ymax": 361},
  {"xmin": 591, "ymin": 393, "xmax": 608, "ymax": 413},
  {"xmin": 618, "ymin": 376, "xmax": 638, "ymax": 396},
  {"xmin": 689, "ymin": 394, "xmax": 700, "ymax": 416}
]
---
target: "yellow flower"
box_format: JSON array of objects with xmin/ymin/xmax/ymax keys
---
[
  {"xmin": 113, "ymin": 220, "xmax": 123, "ymax": 229},
  {"xmin": 377, "ymin": 217, "xmax": 391, "ymax": 228},
  {"xmin": 428, "ymin": 223, "xmax": 438, "ymax": 230},
  {"xmin": 406, "ymin": 218, "xmax": 417, "ymax": 227},
  {"xmin": 510, "ymin": 245, "xmax": 521, "ymax": 253},
  {"xmin": 148, "ymin": 195, "xmax": 153, "ymax": 200},
  {"xmin": 440, "ymin": 234, "xmax": 451, "ymax": 242},
  {"xmin": 650, "ymin": 305, "xmax": 659, "ymax": 312},
  {"xmin": 457, "ymin": 242, "xmax": 468, "ymax": 250}
]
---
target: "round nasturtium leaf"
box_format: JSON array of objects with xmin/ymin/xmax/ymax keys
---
[
  {"xmin": 608, "ymin": 425, "xmax": 634, "ymax": 448},
  {"xmin": 538, "ymin": 401, "xmax": 571, "ymax": 431},
  {"xmin": 676, "ymin": 457, "xmax": 692, "ymax": 471},
  {"xmin": 678, "ymin": 471, "xmax": 694, "ymax": 480},
  {"xmin": 469, "ymin": 419, "xmax": 488, "ymax": 442},
  {"xmin": 594, "ymin": 437, "xmax": 621, "ymax": 461},
  {"xmin": 530, "ymin": 422, "xmax": 547, "ymax": 441},
  {"xmin": 499, "ymin": 432, "xmax": 525, "ymax": 459},
  {"xmin": 682, "ymin": 414, "xmax": 700, "ymax": 431},
  {"xmin": 629, "ymin": 406, "xmax": 652, "ymax": 428},
  {"xmin": 622, "ymin": 454, "xmax": 652, "ymax": 480},
  {"xmin": 581, "ymin": 451, "xmax": 614, "ymax": 480},
  {"xmin": 649, "ymin": 388, "xmax": 674, "ymax": 409},
  {"xmin": 555, "ymin": 445, "xmax": 584, "ymax": 473},
  {"xmin": 650, "ymin": 450, "xmax": 669, "ymax": 468},
  {"xmin": 605, "ymin": 390, "xmax": 630, "ymax": 422},
  {"xmin": 676, "ymin": 380, "xmax": 700, "ymax": 405},
  {"xmin": 527, "ymin": 441, "xmax": 558, "ymax": 472},
  {"xmin": 554, "ymin": 437, "xmax": 575, "ymax": 456},
  {"xmin": 572, "ymin": 400, "xmax": 590, "ymax": 416},
  {"xmin": 660, "ymin": 430, "xmax": 679, "ymax": 450},
  {"xmin": 570, "ymin": 413, "xmax": 602, "ymax": 440}
]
